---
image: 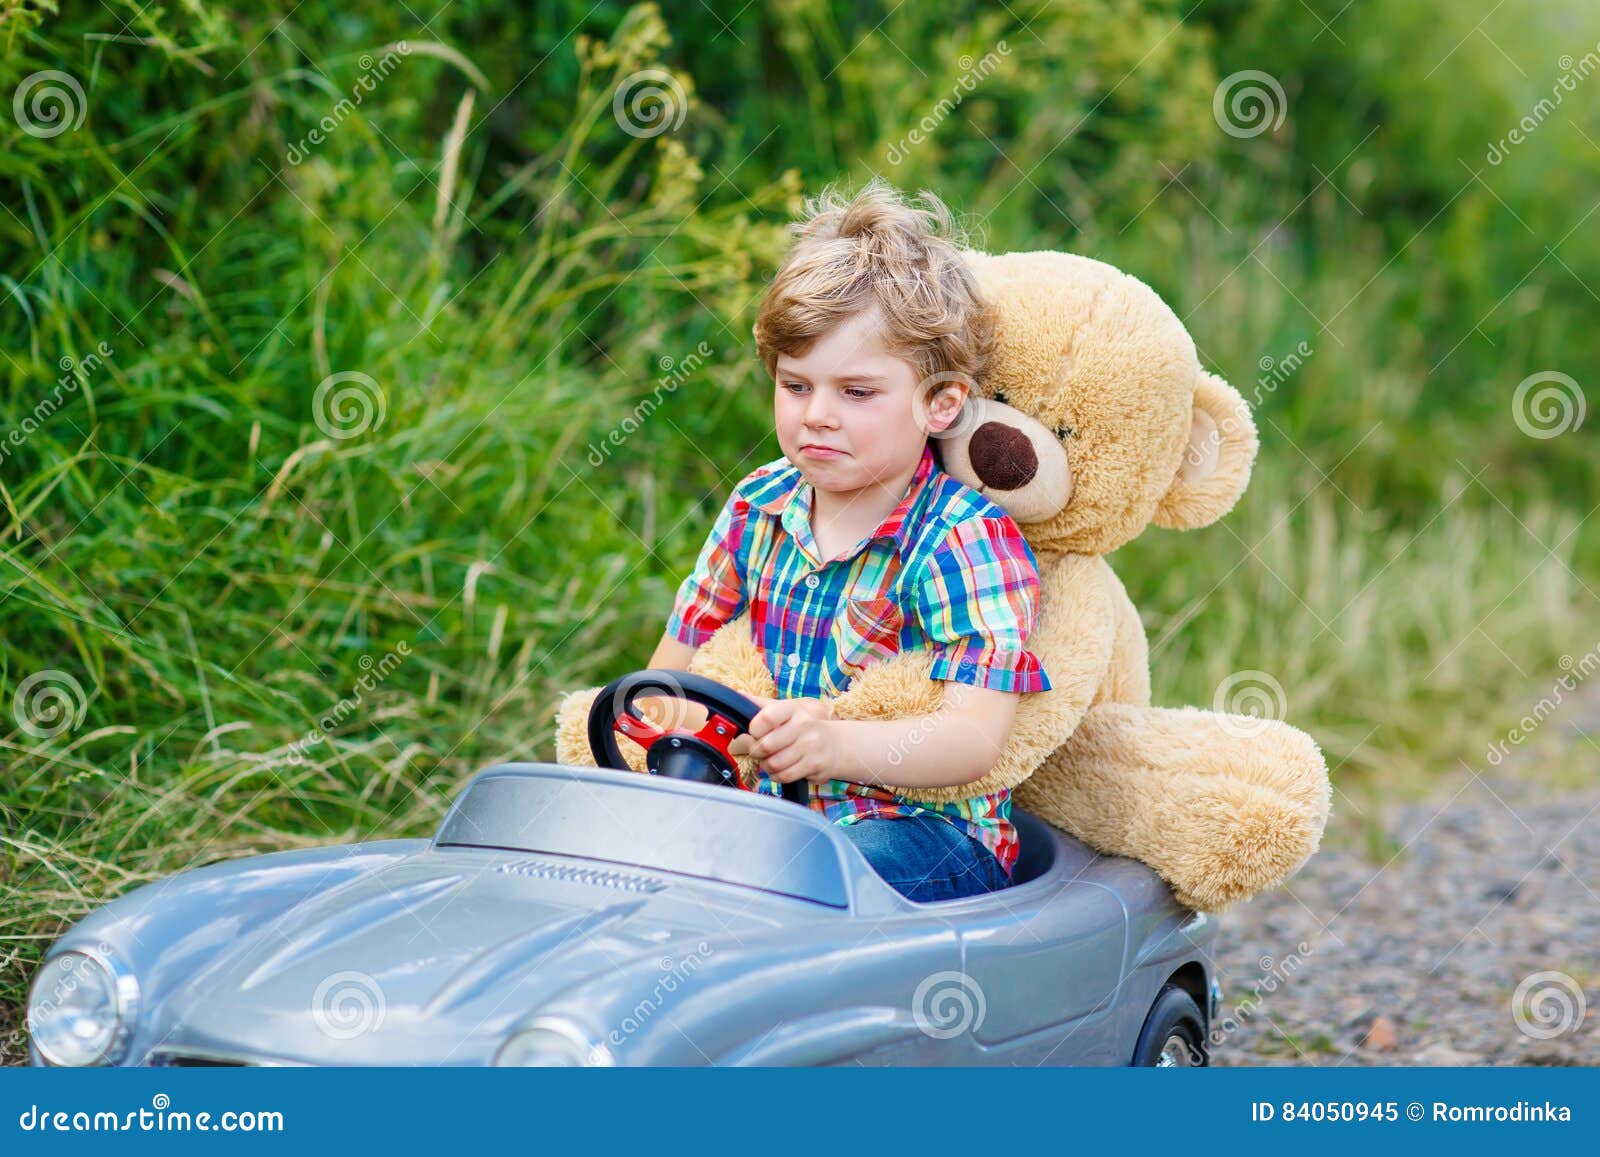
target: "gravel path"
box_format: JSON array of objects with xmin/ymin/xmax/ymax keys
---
[{"xmin": 1209, "ymin": 723, "xmax": 1600, "ymax": 1066}]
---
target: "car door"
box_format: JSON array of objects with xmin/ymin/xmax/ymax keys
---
[{"xmin": 956, "ymin": 878, "xmax": 1129, "ymax": 1056}]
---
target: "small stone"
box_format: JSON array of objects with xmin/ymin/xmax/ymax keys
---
[
  {"xmin": 1483, "ymin": 880, "xmax": 1522, "ymax": 903},
  {"xmin": 1519, "ymin": 1043, "xmax": 1575, "ymax": 1067},
  {"xmin": 1340, "ymin": 998, "xmax": 1371, "ymax": 1024},
  {"xmin": 1413, "ymin": 1041, "xmax": 1485, "ymax": 1066},
  {"xmin": 1362, "ymin": 1014, "xmax": 1399, "ymax": 1051}
]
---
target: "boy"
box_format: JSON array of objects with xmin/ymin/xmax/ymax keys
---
[{"xmin": 647, "ymin": 179, "xmax": 1051, "ymax": 902}]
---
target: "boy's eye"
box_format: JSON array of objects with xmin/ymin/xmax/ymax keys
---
[
  {"xmin": 844, "ymin": 387, "xmax": 876, "ymax": 399},
  {"xmin": 781, "ymin": 381, "xmax": 809, "ymax": 393}
]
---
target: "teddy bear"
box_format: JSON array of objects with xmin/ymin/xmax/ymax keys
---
[{"xmin": 554, "ymin": 249, "xmax": 1331, "ymax": 913}]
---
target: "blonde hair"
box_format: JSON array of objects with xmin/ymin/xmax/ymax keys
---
[{"xmin": 753, "ymin": 178, "xmax": 994, "ymax": 392}]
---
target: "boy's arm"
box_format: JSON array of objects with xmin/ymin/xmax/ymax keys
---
[
  {"xmin": 636, "ymin": 633, "xmax": 705, "ymax": 729},
  {"xmin": 834, "ymin": 681, "xmax": 1018, "ymax": 787},
  {"xmin": 648, "ymin": 632, "xmax": 699, "ymax": 671},
  {"xmin": 748, "ymin": 682, "xmax": 1018, "ymax": 789}
]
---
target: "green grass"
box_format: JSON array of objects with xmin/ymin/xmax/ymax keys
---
[{"xmin": 2, "ymin": 0, "xmax": 1597, "ymax": 1064}]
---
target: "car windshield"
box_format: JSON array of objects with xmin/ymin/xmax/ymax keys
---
[{"xmin": 434, "ymin": 766, "xmax": 849, "ymax": 907}]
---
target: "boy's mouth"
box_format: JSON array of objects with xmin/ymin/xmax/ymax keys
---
[{"xmin": 799, "ymin": 443, "xmax": 847, "ymax": 458}]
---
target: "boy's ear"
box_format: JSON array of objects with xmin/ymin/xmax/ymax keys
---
[
  {"xmin": 1152, "ymin": 371, "xmax": 1258, "ymax": 530},
  {"xmin": 917, "ymin": 372, "xmax": 972, "ymax": 435}
]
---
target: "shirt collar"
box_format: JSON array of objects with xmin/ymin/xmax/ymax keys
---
[{"xmin": 754, "ymin": 442, "xmax": 937, "ymax": 559}]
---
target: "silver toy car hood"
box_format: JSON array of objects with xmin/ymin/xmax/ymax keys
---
[{"xmin": 150, "ymin": 847, "xmax": 788, "ymax": 1064}]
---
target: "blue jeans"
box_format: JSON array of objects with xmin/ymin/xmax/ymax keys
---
[{"xmin": 839, "ymin": 815, "xmax": 1014, "ymax": 902}]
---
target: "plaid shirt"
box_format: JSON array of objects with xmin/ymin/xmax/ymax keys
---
[{"xmin": 665, "ymin": 442, "xmax": 1050, "ymax": 877}]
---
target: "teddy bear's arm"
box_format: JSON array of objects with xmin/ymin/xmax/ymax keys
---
[{"xmin": 553, "ymin": 553, "xmax": 1119, "ymax": 800}]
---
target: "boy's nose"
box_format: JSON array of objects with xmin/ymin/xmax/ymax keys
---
[{"xmin": 803, "ymin": 394, "xmax": 838, "ymax": 428}]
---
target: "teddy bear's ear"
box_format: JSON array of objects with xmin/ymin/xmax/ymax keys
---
[{"xmin": 1151, "ymin": 371, "xmax": 1258, "ymax": 530}]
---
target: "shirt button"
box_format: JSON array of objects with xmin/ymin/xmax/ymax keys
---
[
  {"xmin": 805, "ymin": 574, "xmax": 820, "ymax": 590},
  {"xmin": 787, "ymin": 653, "xmax": 800, "ymax": 668}
]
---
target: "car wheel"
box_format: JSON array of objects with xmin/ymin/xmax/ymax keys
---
[{"xmin": 1130, "ymin": 984, "xmax": 1209, "ymax": 1067}]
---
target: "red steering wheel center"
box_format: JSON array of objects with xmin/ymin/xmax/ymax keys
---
[{"xmin": 614, "ymin": 710, "xmax": 746, "ymax": 779}]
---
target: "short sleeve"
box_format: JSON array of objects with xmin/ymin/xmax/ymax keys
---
[
  {"xmin": 914, "ymin": 513, "xmax": 1052, "ymax": 693},
  {"xmin": 664, "ymin": 493, "xmax": 749, "ymax": 647}
]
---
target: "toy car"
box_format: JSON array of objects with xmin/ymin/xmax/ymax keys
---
[{"xmin": 27, "ymin": 670, "xmax": 1221, "ymax": 1067}]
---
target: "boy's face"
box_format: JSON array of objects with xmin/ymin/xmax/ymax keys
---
[{"xmin": 772, "ymin": 308, "xmax": 965, "ymax": 500}]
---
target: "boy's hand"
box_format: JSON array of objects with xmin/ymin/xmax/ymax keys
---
[
  {"xmin": 725, "ymin": 694, "xmax": 777, "ymax": 755},
  {"xmin": 741, "ymin": 697, "xmax": 839, "ymax": 785},
  {"xmin": 725, "ymin": 694, "xmax": 781, "ymax": 756}
]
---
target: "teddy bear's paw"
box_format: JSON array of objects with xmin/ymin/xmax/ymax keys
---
[
  {"xmin": 829, "ymin": 651, "xmax": 943, "ymax": 721},
  {"xmin": 554, "ymin": 687, "xmax": 602, "ymax": 767},
  {"xmin": 553, "ymin": 686, "xmax": 650, "ymax": 774},
  {"xmin": 1186, "ymin": 711, "xmax": 1332, "ymax": 823},
  {"xmin": 1139, "ymin": 776, "xmax": 1326, "ymax": 913}
]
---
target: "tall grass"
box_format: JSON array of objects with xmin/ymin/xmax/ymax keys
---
[{"xmin": 1, "ymin": 0, "xmax": 1596, "ymax": 1062}]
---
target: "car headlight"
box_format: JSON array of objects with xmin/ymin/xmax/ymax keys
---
[
  {"xmin": 27, "ymin": 949, "xmax": 139, "ymax": 1067},
  {"xmin": 494, "ymin": 1016, "xmax": 614, "ymax": 1067}
]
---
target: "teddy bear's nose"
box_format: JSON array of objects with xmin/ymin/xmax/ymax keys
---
[{"xmin": 968, "ymin": 421, "xmax": 1039, "ymax": 491}]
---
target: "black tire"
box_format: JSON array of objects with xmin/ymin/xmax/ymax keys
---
[{"xmin": 1130, "ymin": 984, "xmax": 1209, "ymax": 1067}]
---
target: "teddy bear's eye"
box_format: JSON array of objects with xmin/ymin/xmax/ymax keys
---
[
  {"xmin": 1054, "ymin": 426, "xmax": 1074, "ymax": 440},
  {"xmin": 993, "ymin": 391, "xmax": 1008, "ymax": 405}
]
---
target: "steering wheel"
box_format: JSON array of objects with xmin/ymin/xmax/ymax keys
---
[{"xmin": 586, "ymin": 669, "xmax": 808, "ymax": 807}]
